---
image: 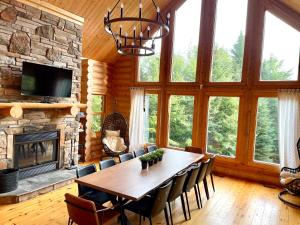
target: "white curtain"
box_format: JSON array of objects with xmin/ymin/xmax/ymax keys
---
[
  {"xmin": 278, "ymin": 89, "xmax": 300, "ymax": 168},
  {"xmin": 129, "ymin": 88, "xmax": 145, "ymax": 152}
]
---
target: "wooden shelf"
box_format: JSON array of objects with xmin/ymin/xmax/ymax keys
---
[{"xmin": 0, "ymin": 102, "xmax": 87, "ymax": 119}]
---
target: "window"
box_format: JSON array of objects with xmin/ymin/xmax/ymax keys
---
[
  {"xmin": 211, "ymin": 0, "xmax": 248, "ymax": 82},
  {"xmin": 168, "ymin": 95, "xmax": 194, "ymax": 148},
  {"xmin": 260, "ymin": 12, "xmax": 300, "ymax": 81},
  {"xmin": 171, "ymin": 0, "xmax": 202, "ymax": 82},
  {"xmin": 90, "ymin": 95, "xmax": 104, "ymax": 133},
  {"xmin": 138, "ymin": 32, "xmax": 161, "ymax": 82},
  {"xmin": 254, "ymin": 98, "xmax": 279, "ymax": 164},
  {"xmin": 144, "ymin": 93, "xmax": 158, "ymax": 143},
  {"xmin": 207, "ymin": 96, "xmax": 240, "ymax": 157}
]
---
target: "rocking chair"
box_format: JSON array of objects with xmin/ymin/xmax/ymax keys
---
[
  {"xmin": 279, "ymin": 138, "xmax": 300, "ymax": 208},
  {"xmin": 100, "ymin": 112, "xmax": 129, "ymax": 158}
]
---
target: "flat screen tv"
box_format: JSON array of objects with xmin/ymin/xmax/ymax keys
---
[{"xmin": 21, "ymin": 62, "xmax": 73, "ymax": 98}]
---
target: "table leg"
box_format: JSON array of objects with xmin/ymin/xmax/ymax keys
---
[{"xmin": 117, "ymin": 197, "xmax": 131, "ymax": 225}]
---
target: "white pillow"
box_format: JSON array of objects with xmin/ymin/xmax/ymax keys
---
[{"xmin": 105, "ymin": 130, "xmax": 120, "ymax": 137}]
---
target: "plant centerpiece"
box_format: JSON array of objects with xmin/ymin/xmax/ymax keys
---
[
  {"xmin": 147, "ymin": 153, "xmax": 155, "ymax": 166},
  {"xmin": 139, "ymin": 155, "xmax": 149, "ymax": 169}
]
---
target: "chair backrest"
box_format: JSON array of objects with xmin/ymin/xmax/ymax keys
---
[
  {"xmin": 151, "ymin": 180, "xmax": 173, "ymax": 216},
  {"xmin": 196, "ymin": 159, "xmax": 210, "ymax": 183},
  {"xmin": 133, "ymin": 148, "xmax": 145, "ymax": 157},
  {"xmin": 99, "ymin": 159, "xmax": 116, "ymax": 170},
  {"xmin": 100, "ymin": 112, "xmax": 129, "ymax": 147},
  {"xmin": 147, "ymin": 145, "xmax": 157, "ymax": 153},
  {"xmin": 184, "ymin": 163, "xmax": 201, "ymax": 191},
  {"xmin": 119, "ymin": 152, "xmax": 134, "ymax": 163},
  {"xmin": 185, "ymin": 146, "xmax": 203, "ymax": 154},
  {"xmin": 168, "ymin": 170, "xmax": 188, "ymax": 202},
  {"xmin": 297, "ymin": 138, "xmax": 300, "ymax": 160},
  {"xmin": 65, "ymin": 193, "xmax": 100, "ymax": 225},
  {"xmin": 76, "ymin": 164, "xmax": 97, "ymax": 196},
  {"xmin": 205, "ymin": 154, "xmax": 216, "ymax": 176}
]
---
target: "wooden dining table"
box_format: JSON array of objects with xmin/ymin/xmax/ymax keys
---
[{"xmin": 75, "ymin": 149, "xmax": 204, "ymax": 224}]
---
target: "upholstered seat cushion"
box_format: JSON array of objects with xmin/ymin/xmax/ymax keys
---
[
  {"xmin": 103, "ymin": 136, "xmax": 127, "ymax": 152},
  {"xmin": 280, "ymin": 171, "xmax": 300, "ymax": 185}
]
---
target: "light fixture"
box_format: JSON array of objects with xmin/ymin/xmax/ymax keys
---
[{"xmin": 104, "ymin": 0, "xmax": 170, "ymax": 56}]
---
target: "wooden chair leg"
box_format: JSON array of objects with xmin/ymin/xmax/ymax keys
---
[
  {"xmin": 139, "ymin": 214, "xmax": 142, "ymax": 225},
  {"xmin": 197, "ymin": 183, "xmax": 202, "ymax": 208},
  {"xmin": 184, "ymin": 191, "xmax": 191, "ymax": 220},
  {"xmin": 211, "ymin": 174, "xmax": 215, "ymax": 192},
  {"xmin": 194, "ymin": 186, "xmax": 200, "ymax": 209},
  {"xmin": 180, "ymin": 194, "xmax": 188, "ymax": 221},
  {"xmin": 203, "ymin": 177, "xmax": 210, "ymax": 200},
  {"xmin": 164, "ymin": 208, "xmax": 170, "ymax": 225},
  {"xmin": 168, "ymin": 202, "xmax": 174, "ymax": 225}
]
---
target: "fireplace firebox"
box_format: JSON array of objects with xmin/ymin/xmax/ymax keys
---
[{"xmin": 14, "ymin": 130, "xmax": 60, "ymax": 179}]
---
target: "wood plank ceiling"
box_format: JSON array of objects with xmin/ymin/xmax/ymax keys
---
[
  {"xmin": 42, "ymin": 0, "xmax": 300, "ymax": 63},
  {"xmin": 41, "ymin": 0, "xmax": 173, "ymax": 64}
]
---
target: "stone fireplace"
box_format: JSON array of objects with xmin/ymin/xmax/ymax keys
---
[{"xmin": 0, "ymin": 0, "xmax": 83, "ymax": 171}]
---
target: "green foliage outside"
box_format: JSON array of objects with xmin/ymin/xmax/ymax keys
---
[
  {"xmin": 144, "ymin": 94, "xmax": 158, "ymax": 143},
  {"xmin": 91, "ymin": 95, "xmax": 104, "ymax": 133},
  {"xmin": 169, "ymin": 95, "xmax": 194, "ymax": 148},
  {"xmin": 139, "ymin": 31, "xmax": 292, "ymax": 163},
  {"xmin": 207, "ymin": 97, "xmax": 239, "ymax": 156}
]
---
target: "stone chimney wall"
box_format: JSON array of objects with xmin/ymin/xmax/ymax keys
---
[{"xmin": 0, "ymin": 0, "xmax": 83, "ymax": 169}]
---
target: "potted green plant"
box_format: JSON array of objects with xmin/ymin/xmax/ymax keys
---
[
  {"xmin": 156, "ymin": 149, "xmax": 164, "ymax": 161},
  {"xmin": 147, "ymin": 154, "xmax": 154, "ymax": 166},
  {"xmin": 139, "ymin": 155, "xmax": 148, "ymax": 169},
  {"xmin": 151, "ymin": 153, "xmax": 158, "ymax": 164}
]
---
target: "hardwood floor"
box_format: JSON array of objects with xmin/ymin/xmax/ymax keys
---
[{"xmin": 0, "ymin": 176, "xmax": 299, "ymax": 225}]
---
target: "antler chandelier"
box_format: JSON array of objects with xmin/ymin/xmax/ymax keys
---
[{"xmin": 104, "ymin": 0, "xmax": 170, "ymax": 56}]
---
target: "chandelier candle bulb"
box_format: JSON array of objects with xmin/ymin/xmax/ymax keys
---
[
  {"xmin": 139, "ymin": 3, "xmax": 142, "ymax": 18},
  {"xmin": 120, "ymin": 3, "xmax": 124, "ymax": 18},
  {"xmin": 156, "ymin": 7, "xmax": 160, "ymax": 21},
  {"xmin": 147, "ymin": 26, "xmax": 150, "ymax": 38}
]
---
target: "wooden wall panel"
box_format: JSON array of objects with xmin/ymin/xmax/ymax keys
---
[{"xmin": 81, "ymin": 59, "xmax": 113, "ymax": 161}]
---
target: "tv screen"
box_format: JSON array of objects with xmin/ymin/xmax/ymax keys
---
[{"xmin": 21, "ymin": 62, "xmax": 73, "ymax": 98}]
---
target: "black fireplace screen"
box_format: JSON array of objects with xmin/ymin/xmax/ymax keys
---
[{"xmin": 14, "ymin": 131, "xmax": 59, "ymax": 170}]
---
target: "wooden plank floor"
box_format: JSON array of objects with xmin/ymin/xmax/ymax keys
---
[{"xmin": 0, "ymin": 175, "xmax": 299, "ymax": 225}]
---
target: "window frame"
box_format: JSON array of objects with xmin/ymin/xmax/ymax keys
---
[
  {"xmin": 207, "ymin": 0, "xmax": 250, "ymax": 85},
  {"xmin": 165, "ymin": 90, "xmax": 198, "ymax": 149},
  {"xmin": 144, "ymin": 90, "xmax": 161, "ymax": 145},
  {"xmin": 203, "ymin": 91, "xmax": 245, "ymax": 163},
  {"xmin": 89, "ymin": 94, "xmax": 106, "ymax": 135},
  {"xmin": 247, "ymin": 91, "xmax": 280, "ymax": 171},
  {"xmin": 252, "ymin": 5, "xmax": 300, "ymax": 87}
]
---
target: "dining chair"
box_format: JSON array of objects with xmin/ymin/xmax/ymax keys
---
[
  {"xmin": 203, "ymin": 154, "xmax": 216, "ymax": 199},
  {"xmin": 146, "ymin": 144, "xmax": 157, "ymax": 153},
  {"xmin": 124, "ymin": 180, "xmax": 173, "ymax": 225},
  {"xmin": 167, "ymin": 170, "xmax": 189, "ymax": 225},
  {"xmin": 99, "ymin": 158, "xmax": 116, "ymax": 170},
  {"xmin": 185, "ymin": 146, "xmax": 203, "ymax": 154},
  {"xmin": 65, "ymin": 193, "xmax": 115, "ymax": 225},
  {"xmin": 133, "ymin": 148, "xmax": 145, "ymax": 157},
  {"xmin": 182, "ymin": 163, "xmax": 201, "ymax": 219},
  {"xmin": 76, "ymin": 164, "xmax": 114, "ymax": 206},
  {"xmin": 119, "ymin": 152, "xmax": 134, "ymax": 163},
  {"xmin": 195, "ymin": 159, "xmax": 210, "ymax": 208}
]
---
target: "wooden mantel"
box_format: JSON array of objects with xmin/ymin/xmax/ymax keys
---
[{"xmin": 0, "ymin": 102, "xmax": 86, "ymax": 119}]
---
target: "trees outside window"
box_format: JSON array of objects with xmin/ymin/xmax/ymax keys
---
[
  {"xmin": 138, "ymin": 32, "xmax": 161, "ymax": 82},
  {"xmin": 171, "ymin": 0, "xmax": 202, "ymax": 82},
  {"xmin": 207, "ymin": 96, "xmax": 240, "ymax": 157},
  {"xmin": 254, "ymin": 98, "xmax": 279, "ymax": 164},
  {"xmin": 168, "ymin": 95, "xmax": 194, "ymax": 148},
  {"xmin": 144, "ymin": 94, "xmax": 158, "ymax": 143},
  {"xmin": 260, "ymin": 12, "xmax": 299, "ymax": 81},
  {"xmin": 211, "ymin": 0, "xmax": 248, "ymax": 82},
  {"xmin": 91, "ymin": 95, "xmax": 104, "ymax": 134}
]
